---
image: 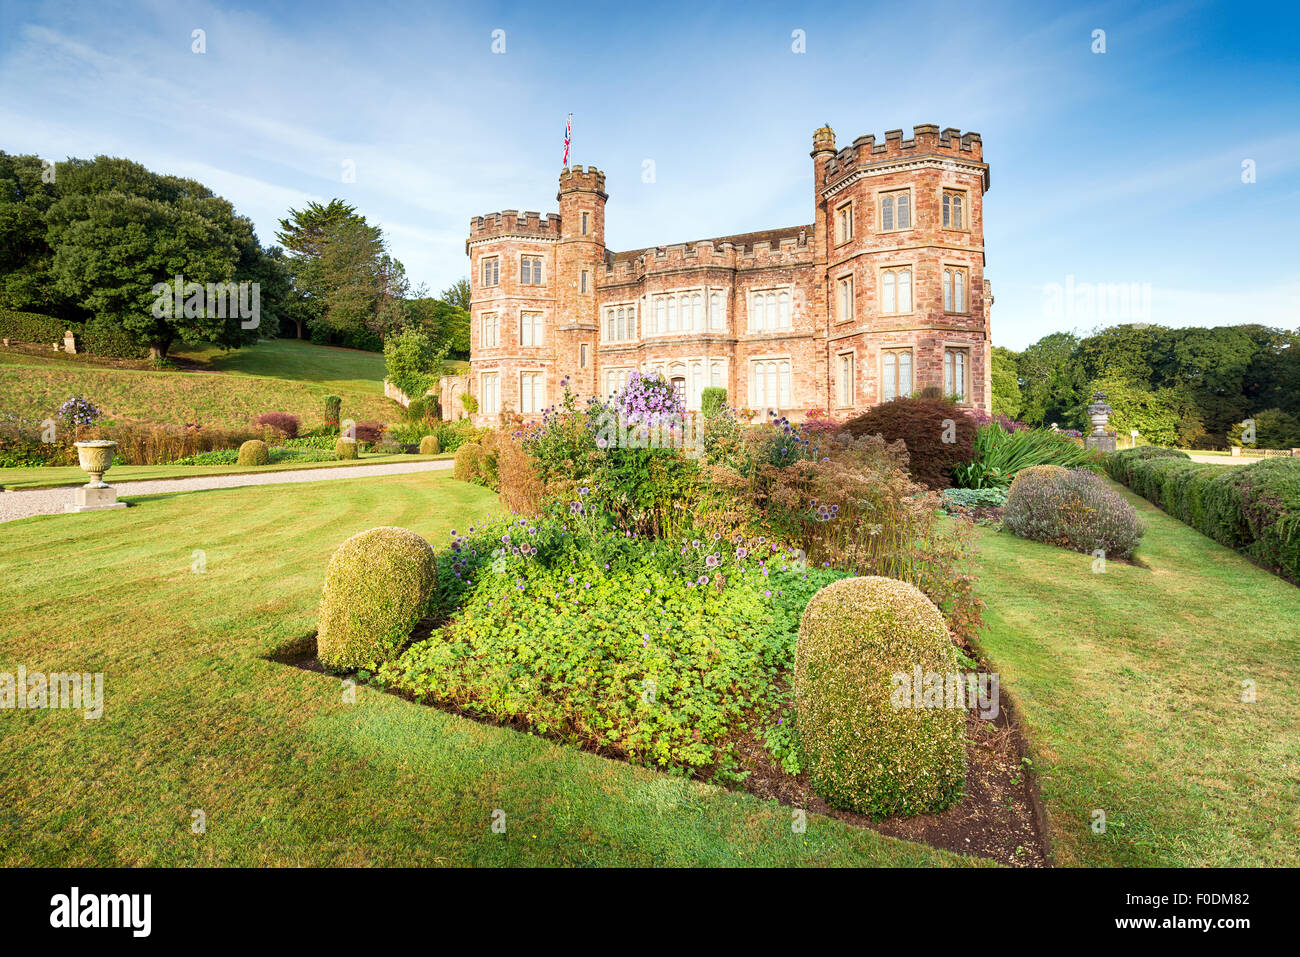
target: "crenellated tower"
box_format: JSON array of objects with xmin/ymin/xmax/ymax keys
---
[{"xmin": 554, "ymin": 166, "xmax": 607, "ymax": 398}]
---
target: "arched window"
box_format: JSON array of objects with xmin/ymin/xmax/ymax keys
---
[
  {"xmin": 667, "ymin": 296, "xmax": 677, "ymax": 332},
  {"xmin": 692, "ymin": 293, "xmax": 702, "ymax": 330},
  {"xmin": 655, "ymin": 298, "xmax": 665, "ymax": 333},
  {"xmin": 954, "ymin": 271, "xmax": 965, "ymax": 312},
  {"xmin": 606, "ymin": 309, "xmax": 616, "ymax": 341},
  {"xmin": 882, "ymin": 273, "xmax": 896, "ymax": 314},
  {"xmin": 778, "ymin": 291, "xmax": 791, "ymax": 328},
  {"xmin": 616, "ymin": 307, "xmax": 625, "ymax": 342},
  {"xmin": 898, "ymin": 269, "xmax": 912, "ymax": 313},
  {"xmin": 709, "ymin": 292, "xmax": 722, "ymax": 330},
  {"xmin": 943, "ymin": 270, "xmax": 953, "ymax": 312}
]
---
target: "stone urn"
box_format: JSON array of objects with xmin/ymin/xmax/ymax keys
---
[
  {"xmin": 1087, "ymin": 392, "xmax": 1113, "ymax": 436},
  {"xmin": 75, "ymin": 440, "xmax": 118, "ymax": 488}
]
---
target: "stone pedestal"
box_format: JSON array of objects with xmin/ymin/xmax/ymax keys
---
[
  {"xmin": 65, "ymin": 485, "xmax": 127, "ymax": 513},
  {"xmin": 63, "ymin": 330, "xmax": 77, "ymax": 354},
  {"xmin": 1085, "ymin": 434, "xmax": 1117, "ymax": 453}
]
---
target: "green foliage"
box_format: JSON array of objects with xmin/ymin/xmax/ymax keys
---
[
  {"xmin": 452, "ymin": 441, "xmax": 484, "ymax": 482},
  {"xmin": 1080, "ymin": 377, "xmax": 1204, "ymax": 447},
  {"xmin": 1109, "ymin": 447, "xmax": 1300, "ymax": 581},
  {"xmin": 236, "ymin": 439, "xmax": 269, "ymax": 466},
  {"xmin": 0, "ymin": 307, "xmax": 72, "ymax": 344},
  {"xmin": 794, "ymin": 576, "xmax": 965, "ymax": 816},
  {"xmin": 953, "ymin": 424, "xmax": 1099, "ymax": 489},
  {"xmin": 383, "ymin": 327, "xmax": 445, "ymax": 400},
  {"xmin": 323, "ymin": 394, "xmax": 341, "ymax": 430},
  {"xmin": 1242, "ymin": 408, "xmax": 1300, "ymax": 450},
  {"xmin": 1004, "ymin": 467, "xmax": 1144, "ymax": 558},
  {"xmin": 990, "ymin": 346, "xmax": 1022, "ymax": 420},
  {"xmin": 1017, "ymin": 331, "xmax": 1087, "ymax": 427},
  {"xmin": 942, "ymin": 486, "xmax": 1008, "ymax": 509},
  {"xmin": 419, "ymin": 434, "xmax": 440, "ymax": 455},
  {"xmin": 334, "ymin": 437, "xmax": 358, "ymax": 460},
  {"xmin": 460, "ymin": 393, "xmax": 478, "ymax": 415},
  {"xmin": 700, "ymin": 387, "xmax": 728, "ymax": 418},
  {"xmin": 316, "ymin": 526, "xmax": 436, "ymax": 671},
  {"xmin": 376, "ymin": 504, "xmax": 845, "ymax": 781}
]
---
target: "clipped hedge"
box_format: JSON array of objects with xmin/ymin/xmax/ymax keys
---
[
  {"xmin": 419, "ymin": 434, "xmax": 440, "ymax": 455},
  {"xmin": 1004, "ymin": 467, "xmax": 1144, "ymax": 559},
  {"xmin": 236, "ymin": 439, "xmax": 269, "ymax": 466},
  {"xmin": 794, "ymin": 576, "xmax": 965, "ymax": 817},
  {"xmin": 452, "ymin": 442, "xmax": 484, "ymax": 482},
  {"xmin": 1109, "ymin": 446, "xmax": 1300, "ymax": 581},
  {"xmin": 0, "ymin": 308, "xmax": 74, "ymax": 345},
  {"xmin": 334, "ymin": 437, "xmax": 359, "ymax": 460},
  {"xmin": 316, "ymin": 527, "xmax": 436, "ymax": 670}
]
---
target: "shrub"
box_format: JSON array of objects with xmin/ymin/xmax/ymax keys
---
[
  {"xmin": 496, "ymin": 431, "xmax": 543, "ymax": 514},
  {"xmin": 316, "ymin": 527, "xmax": 436, "ymax": 670},
  {"xmin": 334, "ymin": 438, "xmax": 358, "ymax": 460},
  {"xmin": 384, "ymin": 328, "xmax": 445, "ymax": 401},
  {"xmin": 81, "ymin": 317, "xmax": 148, "ymax": 358},
  {"xmin": 453, "ymin": 442, "xmax": 484, "ymax": 481},
  {"xmin": 1004, "ymin": 467, "xmax": 1144, "ymax": 558},
  {"xmin": 57, "ymin": 395, "xmax": 102, "ymax": 428},
  {"xmin": 841, "ymin": 396, "xmax": 975, "ymax": 489},
  {"xmin": 942, "ymin": 486, "xmax": 1008, "ymax": 509},
  {"xmin": 255, "ymin": 411, "xmax": 300, "ymax": 438},
  {"xmin": 1104, "ymin": 445, "xmax": 1189, "ymax": 488},
  {"xmin": 794, "ymin": 576, "xmax": 965, "ymax": 817},
  {"xmin": 954, "ymin": 425, "xmax": 1098, "ymax": 489},
  {"xmin": 1231, "ymin": 459, "xmax": 1300, "ymax": 581},
  {"xmin": 0, "ymin": 308, "xmax": 74, "ymax": 345},
  {"xmin": 324, "ymin": 395, "xmax": 341, "ymax": 430},
  {"xmin": 419, "ymin": 434, "xmax": 440, "ymax": 455},
  {"xmin": 1008, "ymin": 463, "xmax": 1067, "ymax": 494},
  {"xmin": 460, "ymin": 393, "xmax": 478, "ymax": 415},
  {"xmin": 700, "ymin": 387, "xmax": 728, "ymax": 418},
  {"xmin": 236, "ymin": 439, "xmax": 269, "ymax": 466},
  {"xmin": 353, "ymin": 420, "xmax": 385, "ymax": 444}
]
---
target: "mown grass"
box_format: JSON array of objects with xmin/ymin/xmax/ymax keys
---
[
  {"xmin": 0, "ymin": 452, "xmax": 453, "ymax": 490},
  {"xmin": 170, "ymin": 339, "xmax": 391, "ymax": 394},
  {"xmin": 971, "ymin": 479, "xmax": 1300, "ymax": 866},
  {"xmin": 0, "ymin": 472, "xmax": 970, "ymax": 866},
  {"xmin": 0, "ymin": 359, "xmax": 401, "ymax": 431}
]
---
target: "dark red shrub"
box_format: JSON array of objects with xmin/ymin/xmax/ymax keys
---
[
  {"xmin": 354, "ymin": 420, "xmax": 386, "ymax": 444},
  {"xmin": 841, "ymin": 397, "xmax": 975, "ymax": 489},
  {"xmin": 255, "ymin": 412, "xmax": 300, "ymax": 439}
]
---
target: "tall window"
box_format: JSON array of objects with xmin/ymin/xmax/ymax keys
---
[
  {"xmin": 481, "ymin": 257, "xmax": 499, "ymax": 286},
  {"xmin": 480, "ymin": 372, "xmax": 500, "ymax": 415},
  {"xmin": 580, "ymin": 343, "xmax": 589, "ymax": 367},
  {"xmin": 943, "ymin": 268, "xmax": 967, "ymax": 313},
  {"xmin": 604, "ymin": 304, "xmax": 636, "ymax": 343},
  {"xmin": 581, "ymin": 212, "xmax": 589, "ymax": 235},
  {"xmin": 880, "ymin": 190, "xmax": 911, "ymax": 231},
  {"xmin": 835, "ymin": 202, "xmax": 854, "ymax": 244},
  {"xmin": 837, "ymin": 276, "xmax": 854, "ymax": 322},
  {"xmin": 520, "ymin": 256, "xmax": 543, "ymax": 285},
  {"xmin": 837, "ymin": 352, "xmax": 855, "ymax": 407},
  {"xmin": 882, "ymin": 349, "xmax": 913, "ymax": 402},
  {"xmin": 521, "ymin": 311, "xmax": 543, "ymax": 346},
  {"xmin": 580, "ymin": 270, "xmax": 589, "ymax": 293},
  {"xmin": 605, "ymin": 368, "xmax": 631, "ymax": 398},
  {"xmin": 944, "ymin": 349, "xmax": 969, "ymax": 402},
  {"xmin": 750, "ymin": 288, "xmax": 792, "ymax": 332},
  {"xmin": 881, "ymin": 267, "xmax": 912, "ymax": 314},
  {"xmin": 519, "ymin": 372, "xmax": 543, "ymax": 413},
  {"xmin": 751, "ymin": 359, "xmax": 792, "ymax": 410},
  {"xmin": 709, "ymin": 291, "xmax": 723, "ymax": 330},
  {"xmin": 942, "ymin": 190, "xmax": 966, "ymax": 229},
  {"xmin": 481, "ymin": 313, "xmax": 499, "ymax": 348}
]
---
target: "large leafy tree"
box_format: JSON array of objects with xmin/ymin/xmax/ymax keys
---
[
  {"xmin": 1016, "ymin": 332, "xmax": 1087, "ymax": 427},
  {"xmin": 0, "ymin": 152, "xmax": 68, "ymax": 317},
  {"xmin": 990, "ymin": 345, "xmax": 1023, "ymax": 420},
  {"xmin": 42, "ymin": 156, "xmax": 269, "ymax": 358}
]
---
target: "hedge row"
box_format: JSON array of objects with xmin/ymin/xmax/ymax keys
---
[
  {"xmin": 0, "ymin": 308, "xmax": 75, "ymax": 345},
  {"xmin": 1106, "ymin": 446, "xmax": 1300, "ymax": 582}
]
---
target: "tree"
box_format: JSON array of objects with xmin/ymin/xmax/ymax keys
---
[
  {"xmin": 405, "ymin": 295, "xmax": 470, "ymax": 358},
  {"xmin": 441, "ymin": 277, "xmax": 470, "ymax": 311},
  {"xmin": 1080, "ymin": 377, "xmax": 1204, "ymax": 448},
  {"xmin": 990, "ymin": 346, "xmax": 1023, "ymax": 420},
  {"xmin": 0, "ymin": 152, "xmax": 68, "ymax": 317},
  {"xmin": 384, "ymin": 328, "xmax": 447, "ymax": 400},
  {"xmin": 42, "ymin": 156, "xmax": 269, "ymax": 358},
  {"xmin": 1017, "ymin": 332, "xmax": 1086, "ymax": 427}
]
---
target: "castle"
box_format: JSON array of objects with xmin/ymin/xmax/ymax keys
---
[{"xmin": 454, "ymin": 124, "xmax": 991, "ymax": 424}]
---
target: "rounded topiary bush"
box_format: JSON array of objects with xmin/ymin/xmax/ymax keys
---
[
  {"xmin": 453, "ymin": 442, "xmax": 483, "ymax": 482},
  {"xmin": 1004, "ymin": 467, "xmax": 1143, "ymax": 558},
  {"xmin": 795, "ymin": 576, "xmax": 966, "ymax": 817},
  {"xmin": 317, "ymin": 526, "xmax": 436, "ymax": 671},
  {"xmin": 236, "ymin": 439, "xmax": 269, "ymax": 466},
  {"xmin": 419, "ymin": 434, "xmax": 440, "ymax": 455},
  {"xmin": 335, "ymin": 437, "xmax": 359, "ymax": 460}
]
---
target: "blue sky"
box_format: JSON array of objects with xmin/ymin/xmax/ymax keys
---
[{"xmin": 1, "ymin": 0, "xmax": 1296, "ymax": 348}]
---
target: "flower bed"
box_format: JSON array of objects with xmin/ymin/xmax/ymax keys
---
[{"xmin": 376, "ymin": 500, "xmax": 844, "ymax": 782}]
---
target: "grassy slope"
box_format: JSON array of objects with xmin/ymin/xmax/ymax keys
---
[
  {"xmin": 0, "ymin": 452, "xmax": 453, "ymax": 490},
  {"xmin": 0, "ymin": 472, "xmax": 967, "ymax": 867},
  {"xmin": 170, "ymin": 339, "xmax": 390, "ymax": 394},
  {"xmin": 971, "ymin": 480, "xmax": 1300, "ymax": 866}
]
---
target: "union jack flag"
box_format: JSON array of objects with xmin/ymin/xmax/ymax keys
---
[{"xmin": 563, "ymin": 113, "xmax": 572, "ymax": 166}]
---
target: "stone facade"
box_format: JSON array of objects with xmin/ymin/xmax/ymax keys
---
[{"xmin": 463, "ymin": 124, "xmax": 992, "ymax": 424}]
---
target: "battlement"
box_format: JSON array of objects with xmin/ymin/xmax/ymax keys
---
[
  {"xmin": 821, "ymin": 124, "xmax": 985, "ymax": 186},
  {"xmin": 468, "ymin": 208, "xmax": 563, "ymax": 242},
  {"xmin": 601, "ymin": 226, "xmax": 813, "ymax": 279},
  {"xmin": 558, "ymin": 165, "xmax": 607, "ymax": 196}
]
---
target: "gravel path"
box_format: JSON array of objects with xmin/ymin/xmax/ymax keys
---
[{"xmin": 0, "ymin": 460, "xmax": 454, "ymax": 524}]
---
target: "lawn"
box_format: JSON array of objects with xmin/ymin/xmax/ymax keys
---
[
  {"xmin": 0, "ymin": 472, "xmax": 970, "ymax": 867},
  {"xmin": 971, "ymin": 479, "xmax": 1300, "ymax": 866},
  {"xmin": 0, "ymin": 451, "xmax": 453, "ymax": 490},
  {"xmin": 170, "ymin": 339, "xmax": 392, "ymax": 395}
]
